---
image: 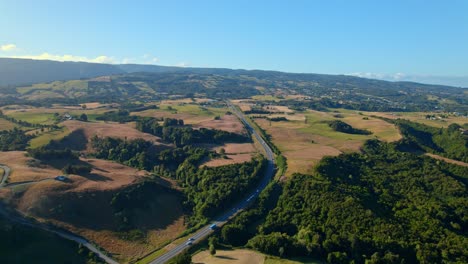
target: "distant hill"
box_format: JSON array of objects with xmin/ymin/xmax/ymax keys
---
[
  {"xmin": 0, "ymin": 58, "xmax": 124, "ymax": 86},
  {"xmin": 0, "ymin": 58, "xmax": 466, "ymax": 112},
  {"xmin": 0, "ymin": 58, "xmax": 238, "ymax": 86}
]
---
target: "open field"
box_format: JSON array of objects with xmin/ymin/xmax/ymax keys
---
[
  {"xmin": 62, "ymin": 120, "xmax": 167, "ymax": 151},
  {"xmin": 4, "ymin": 110, "xmax": 56, "ymax": 125},
  {"xmin": 193, "ymin": 114, "xmax": 246, "ymax": 134},
  {"xmin": 252, "ymin": 109, "xmax": 401, "ymax": 176},
  {"xmin": 425, "ymin": 153, "xmax": 468, "ymax": 167},
  {"xmin": 193, "ymin": 249, "xmax": 265, "ymax": 264},
  {"xmin": 202, "ymin": 153, "xmax": 255, "ymax": 167},
  {"xmin": 132, "ymin": 103, "xmax": 243, "ymax": 133},
  {"xmin": 16, "ymin": 80, "xmax": 89, "ymax": 100},
  {"xmin": 29, "ymin": 127, "xmax": 71, "ymax": 148},
  {"xmin": 200, "ymin": 143, "xmax": 258, "ymax": 167},
  {"xmin": 0, "ymin": 151, "xmax": 62, "ymax": 183},
  {"xmin": 0, "ymin": 118, "xmax": 17, "ymax": 131},
  {"xmin": 3, "ymin": 105, "xmax": 111, "ymax": 123},
  {"xmin": 192, "ymin": 249, "xmax": 321, "ymax": 264},
  {"xmin": 358, "ymin": 110, "xmax": 468, "ymax": 128}
]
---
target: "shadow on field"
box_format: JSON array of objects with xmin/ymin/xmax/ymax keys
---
[{"xmin": 29, "ymin": 182, "xmax": 185, "ymax": 233}]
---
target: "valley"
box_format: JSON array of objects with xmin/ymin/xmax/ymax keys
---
[{"xmin": 0, "ymin": 61, "xmax": 466, "ymax": 264}]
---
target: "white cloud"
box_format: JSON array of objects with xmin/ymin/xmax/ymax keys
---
[
  {"xmin": 9, "ymin": 52, "xmax": 116, "ymax": 63},
  {"xmin": 141, "ymin": 54, "xmax": 159, "ymax": 63},
  {"xmin": 1, "ymin": 44, "xmax": 17, "ymax": 51},
  {"xmin": 176, "ymin": 62, "xmax": 189, "ymax": 67},
  {"xmin": 346, "ymin": 72, "xmax": 468, "ymax": 87}
]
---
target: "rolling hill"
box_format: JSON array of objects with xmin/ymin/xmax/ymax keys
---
[{"xmin": 0, "ymin": 58, "xmax": 467, "ymax": 112}]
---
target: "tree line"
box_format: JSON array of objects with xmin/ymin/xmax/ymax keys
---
[
  {"xmin": 136, "ymin": 117, "xmax": 250, "ymax": 146},
  {"xmin": 219, "ymin": 139, "xmax": 467, "ymax": 263},
  {"xmin": 0, "ymin": 128, "xmax": 34, "ymax": 151}
]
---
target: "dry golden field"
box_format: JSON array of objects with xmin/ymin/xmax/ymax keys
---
[{"xmin": 251, "ymin": 108, "xmax": 402, "ymax": 176}]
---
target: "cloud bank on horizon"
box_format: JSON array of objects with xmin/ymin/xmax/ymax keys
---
[
  {"xmin": 348, "ymin": 72, "xmax": 468, "ymax": 88},
  {"xmin": 0, "ymin": 43, "xmax": 160, "ymax": 65},
  {"xmin": 1, "ymin": 43, "xmax": 466, "ymax": 88}
]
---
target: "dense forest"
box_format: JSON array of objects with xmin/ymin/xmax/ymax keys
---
[
  {"xmin": 394, "ymin": 120, "xmax": 468, "ymax": 162},
  {"xmin": 136, "ymin": 117, "xmax": 250, "ymax": 146},
  {"xmin": 90, "ymin": 133, "xmax": 265, "ymax": 225},
  {"xmin": 219, "ymin": 140, "xmax": 467, "ymax": 263},
  {"xmin": 0, "ymin": 128, "xmax": 34, "ymax": 151},
  {"xmin": 184, "ymin": 157, "xmax": 266, "ymax": 223},
  {"xmin": 0, "ymin": 215, "xmax": 101, "ymax": 263}
]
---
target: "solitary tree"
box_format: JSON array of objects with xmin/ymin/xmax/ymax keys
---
[
  {"xmin": 209, "ymin": 237, "xmax": 218, "ymax": 256},
  {"xmin": 80, "ymin": 113, "xmax": 88, "ymax": 122}
]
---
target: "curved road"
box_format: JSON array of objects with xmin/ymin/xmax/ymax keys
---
[
  {"xmin": 0, "ymin": 164, "xmax": 11, "ymax": 186},
  {"xmin": 0, "ymin": 164, "xmax": 118, "ymax": 264},
  {"xmin": 150, "ymin": 102, "xmax": 275, "ymax": 264}
]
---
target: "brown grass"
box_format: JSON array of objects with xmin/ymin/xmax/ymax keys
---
[
  {"xmin": 132, "ymin": 110, "xmax": 213, "ymax": 125},
  {"xmin": 362, "ymin": 111, "xmax": 468, "ymax": 128},
  {"xmin": 1, "ymin": 154, "xmax": 186, "ymax": 262},
  {"xmin": 62, "ymin": 120, "xmax": 167, "ymax": 152},
  {"xmin": 0, "ymin": 118, "xmax": 17, "ymax": 131},
  {"xmin": 425, "ymin": 153, "xmax": 468, "ymax": 167},
  {"xmin": 253, "ymin": 118, "xmax": 347, "ymax": 176},
  {"xmin": 14, "ymin": 179, "xmax": 186, "ymax": 262},
  {"xmin": 217, "ymin": 143, "xmax": 257, "ymax": 154},
  {"xmin": 263, "ymin": 105, "xmax": 294, "ymax": 113},
  {"xmin": 194, "ymin": 115, "xmax": 246, "ymax": 134},
  {"xmin": 202, "ymin": 154, "xmax": 255, "ymax": 167},
  {"xmin": 200, "ymin": 143, "xmax": 258, "ymax": 167},
  {"xmin": 193, "ymin": 249, "xmax": 265, "ymax": 264},
  {"xmin": 251, "ymin": 109, "xmax": 402, "ymax": 176},
  {"xmin": 0, "ymin": 151, "xmax": 61, "ymax": 183}
]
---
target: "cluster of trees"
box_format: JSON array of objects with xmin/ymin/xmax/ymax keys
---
[
  {"xmin": 0, "ymin": 128, "xmax": 34, "ymax": 151},
  {"xmin": 28, "ymin": 147, "xmax": 78, "ymax": 160},
  {"xmin": 184, "ymin": 157, "xmax": 266, "ymax": 223},
  {"xmin": 119, "ymin": 102, "xmax": 158, "ymax": 112},
  {"xmin": 326, "ymin": 120, "xmax": 372, "ymax": 135},
  {"xmin": 90, "ymin": 135, "xmax": 213, "ymax": 173},
  {"xmin": 91, "ymin": 136, "xmax": 154, "ymax": 170},
  {"xmin": 220, "ymin": 182, "xmax": 282, "ymax": 247},
  {"xmin": 241, "ymin": 140, "xmax": 467, "ymax": 263},
  {"xmin": 394, "ymin": 120, "xmax": 468, "ymax": 162},
  {"xmin": 136, "ymin": 117, "xmax": 250, "ymax": 146},
  {"xmin": 0, "ymin": 215, "xmax": 101, "ymax": 263},
  {"xmin": 268, "ymin": 117, "xmax": 288, "ymax": 122},
  {"xmin": 90, "ymin": 133, "xmax": 266, "ymax": 225},
  {"xmin": 62, "ymin": 164, "xmax": 92, "ymax": 175},
  {"xmin": 110, "ymin": 181, "xmax": 181, "ymax": 231}
]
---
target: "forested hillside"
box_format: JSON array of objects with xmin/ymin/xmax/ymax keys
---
[
  {"xmin": 394, "ymin": 120, "xmax": 468, "ymax": 162},
  {"xmin": 220, "ymin": 140, "xmax": 467, "ymax": 263},
  {"xmin": 0, "ymin": 215, "xmax": 101, "ymax": 263},
  {"xmin": 90, "ymin": 122, "xmax": 264, "ymax": 226},
  {"xmin": 1, "ymin": 58, "xmax": 467, "ymax": 112}
]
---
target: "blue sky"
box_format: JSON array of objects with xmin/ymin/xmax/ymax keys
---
[{"xmin": 1, "ymin": 0, "xmax": 467, "ymax": 85}]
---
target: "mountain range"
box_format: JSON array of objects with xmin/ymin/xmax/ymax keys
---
[{"xmin": 1, "ymin": 57, "xmax": 467, "ymax": 89}]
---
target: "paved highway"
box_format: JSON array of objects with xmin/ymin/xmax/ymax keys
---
[
  {"xmin": 0, "ymin": 164, "xmax": 11, "ymax": 186},
  {"xmin": 150, "ymin": 102, "xmax": 275, "ymax": 264}
]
